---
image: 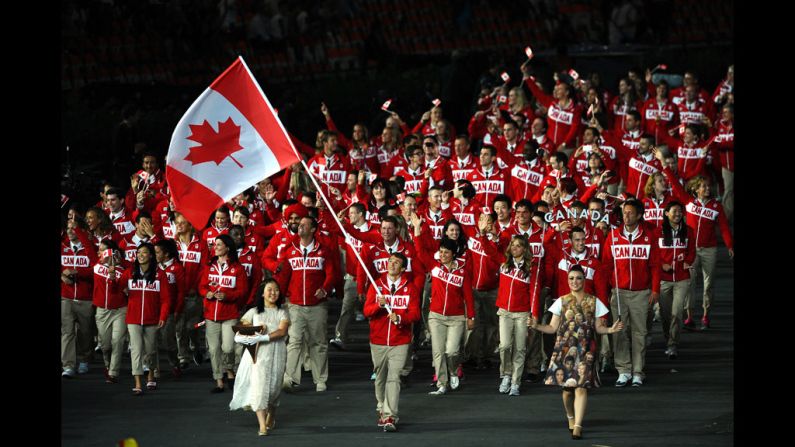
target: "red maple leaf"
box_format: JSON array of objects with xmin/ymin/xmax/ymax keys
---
[{"xmin": 184, "ymin": 117, "xmax": 245, "ymax": 168}]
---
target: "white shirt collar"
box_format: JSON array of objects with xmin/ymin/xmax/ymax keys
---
[
  {"xmin": 160, "ymin": 258, "xmax": 175, "ymax": 269},
  {"xmin": 299, "ymin": 239, "xmax": 316, "ymax": 253},
  {"xmin": 623, "ymin": 226, "xmax": 640, "ymax": 241},
  {"xmin": 384, "ymin": 239, "xmax": 400, "ymax": 253}
]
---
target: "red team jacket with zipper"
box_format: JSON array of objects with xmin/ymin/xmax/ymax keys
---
[
  {"xmin": 364, "ymin": 273, "xmax": 422, "ymax": 346},
  {"xmin": 120, "ymin": 268, "xmax": 171, "ymax": 325},
  {"xmin": 602, "ymin": 224, "xmax": 661, "ymax": 293},
  {"xmin": 655, "ymin": 225, "xmax": 697, "ymax": 282},
  {"xmin": 198, "ymin": 260, "xmax": 249, "ymax": 321},
  {"xmin": 276, "ymin": 238, "xmax": 338, "ymax": 306},
  {"xmin": 61, "ymin": 228, "xmax": 99, "ymax": 300}
]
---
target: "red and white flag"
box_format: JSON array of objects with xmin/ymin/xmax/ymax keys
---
[
  {"xmin": 61, "ymin": 194, "xmax": 70, "ymax": 208},
  {"xmin": 166, "ymin": 57, "xmax": 300, "ymax": 229},
  {"xmin": 524, "ymin": 46, "xmax": 534, "ymax": 60},
  {"xmin": 432, "ymin": 98, "xmax": 441, "ymax": 107},
  {"xmin": 568, "ymin": 69, "xmax": 580, "ymax": 81},
  {"xmin": 381, "ymin": 99, "xmax": 392, "ymax": 111},
  {"xmin": 651, "ymin": 64, "xmax": 668, "ymax": 72},
  {"xmin": 500, "ymin": 72, "xmax": 510, "ymax": 83}
]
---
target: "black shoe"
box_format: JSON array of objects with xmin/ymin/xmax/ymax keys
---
[
  {"xmin": 226, "ymin": 376, "xmax": 235, "ymax": 390},
  {"xmin": 210, "ymin": 386, "xmax": 225, "ymax": 394},
  {"xmin": 524, "ymin": 372, "xmax": 541, "ymax": 383}
]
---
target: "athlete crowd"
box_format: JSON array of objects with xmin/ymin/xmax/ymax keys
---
[{"xmin": 61, "ymin": 60, "xmax": 734, "ymax": 433}]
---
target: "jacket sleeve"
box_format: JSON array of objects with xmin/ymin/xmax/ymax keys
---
[
  {"xmin": 157, "ymin": 270, "xmax": 171, "ymax": 321},
  {"xmin": 462, "ymin": 263, "xmax": 475, "ymax": 319},
  {"xmin": 660, "ymin": 166, "xmax": 691, "ymax": 204},
  {"xmin": 715, "ymin": 203, "xmax": 733, "ymax": 250},
  {"xmin": 363, "ymin": 281, "xmax": 385, "ymax": 319},
  {"xmin": 174, "ymin": 265, "xmax": 187, "ymax": 315},
  {"xmin": 524, "ymin": 77, "xmax": 554, "ymax": 108}
]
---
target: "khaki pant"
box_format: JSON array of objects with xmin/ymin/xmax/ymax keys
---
[
  {"xmin": 371, "ymin": 343, "xmax": 409, "ymax": 420},
  {"xmin": 285, "ymin": 302, "xmax": 329, "ymax": 386},
  {"xmin": 61, "ymin": 298, "xmax": 94, "ymax": 370},
  {"xmin": 610, "ymin": 288, "xmax": 650, "ymax": 377},
  {"xmin": 150, "ymin": 314, "xmax": 179, "ymax": 377},
  {"xmin": 688, "ymin": 246, "xmax": 717, "ymax": 315},
  {"xmin": 427, "ymin": 312, "xmax": 466, "ymax": 387},
  {"xmin": 95, "ymin": 306, "xmax": 127, "ymax": 377},
  {"xmin": 334, "ymin": 275, "xmax": 359, "ymax": 342},
  {"xmin": 721, "ymin": 168, "xmax": 733, "ymax": 222},
  {"xmin": 127, "ymin": 324, "xmax": 159, "ymax": 376},
  {"xmin": 176, "ymin": 292, "xmax": 203, "ymax": 364},
  {"xmin": 465, "ymin": 289, "xmax": 499, "ymax": 363},
  {"xmin": 497, "ymin": 308, "xmax": 529, "ymax": 384},
  {"xmin": 660, "ymin": 279, "xmax": 690, "ymax": 347},
  {"xmin": 421, "ymin": 276, "xmax": 432, "ymax": 342},
  {"xmin": 206, "ymin": 319, "xmax": 238, "ymax": 380}
]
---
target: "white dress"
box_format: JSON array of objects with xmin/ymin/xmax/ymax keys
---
[{"xmin": 229, "ymin": 307, "xmax": 289, "ymax": 411}]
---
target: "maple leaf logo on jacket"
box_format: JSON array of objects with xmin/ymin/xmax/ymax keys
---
[{"xmin": 184, "ymin": 118, "xmax": 245, "ymax": 168}]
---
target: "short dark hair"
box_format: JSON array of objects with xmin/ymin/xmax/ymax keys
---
[
  {"xmin": 622, "ymin": 198, "xmax": 644, "ymax": 216},
  {"xmin": 493, "ymin": 194, "xmax": 513, "ymax": 210},
  {"xmin": 480, "ymin": 145, "xmax": 497, "ymax": 157},
  {"xmin": 350, "ymin": 203, "xmax": 366, "ymax": 215},
  {"xmin": 135, "ymin": 211, "xmax": 152, "ymax": 223},
  {"xmin": 389, "ymin": 252, "xmax": 408, "ymax": 269},
  {"xmin": 515, "ymin": 199, "xmax": 533, "ymax": 212}
]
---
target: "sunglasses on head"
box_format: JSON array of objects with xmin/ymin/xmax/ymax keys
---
[{"xmin": 423, "ymin": 142, "xmax": 435, "ymax": 148}]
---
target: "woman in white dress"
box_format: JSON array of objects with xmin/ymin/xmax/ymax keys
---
[{"xmin": 229, "ymin": 278, "xmax": 290, "ymax": 436}]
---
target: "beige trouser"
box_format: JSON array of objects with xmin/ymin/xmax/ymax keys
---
[
  {"xmin": 371, "ymin": 343, "xmax": 409, "ymax": 420},
  {"xmin": 610, "ymin": 288, "xmax": 650, "ymax": 377},
  {"xmin": 660, "ymin": 279, "xmax": 690, "ymax": 347},
  {"xmin": 206, "ymin": 319, "xmax": 238, "ymax": 380},
  {"xmin": 176, "ymin": 292, "xmax": 202, "ymax": 364},
  {"xmin": 721, "ymin": 168, "xmax": 734, "ymax": 222},
  {"xmin": 285, "ymin": 302, "xmax": 329, "ymax": 386},
  {"xmin": 687, "ymin": 246, "xmax": 717, "ymax": 316},
  {"xmin": 61, "ymin": 298, "xmax": 94, "ymax": 370},
  {"xmin": 149, "ymin": 314, "xmax": 179, "ymax": 377},
  {"xmin": 334, "ymin": 275, "xmax": 359, "ymax": 342},
  {"xmin": 498, "ymin": 308, "xmax": 529, "ymax": 385},
  {"xmin": 421, "ymin": 276, "xmax": 432, "ymax": 341},
  {"xmin": 95, "ymin": 306, "xmax": 127, "ymax": 377},
  {"xmin": 127, "ymin": 324, "xmax": 159, "ymax": 376},
  {"xmin": 427, "ymin": 312, "xmax": 466, "ymax": 387},
  {"xmin": 465, "ymin": 289, "xmax": 499, "ymax": 363}
]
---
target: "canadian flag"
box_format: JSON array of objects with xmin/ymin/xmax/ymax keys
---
[{"xmin": 166, "ymin": 57, "xmax": 300, "ymax": 229}]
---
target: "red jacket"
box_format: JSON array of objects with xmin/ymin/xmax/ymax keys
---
[
  {"xmin": 307, "ymin": 152, "xmax": 352, "ymax": 198},
  {"xmin": 525, "ymin": 78, "xmax": 582, "ymax": 147},
  {"xmin": 357, "ymin": 239, "xmax": 424, "ymax": 295},
  {"xmin": 602, "ymin": 224, "xmax": 661, "ymax": 293},
  {"xmin": 663, "ymin": 167, "xmax": 733, "ymax": 250},
  {"xmin": 676, "ymin": 98, "xmax": 714, "ymax": 127},
  {"xmin": 641, "ymin": 97, "xmax": 679, "ymax": 145},
  {"xmin": 107, "ymin": 207, "xmax": 136, "ymax": 238},
  {"xmin": 121, "ymin": 267, "xmax": 171, "ymax": 325},
  {"xmin": 552, "ymin": 249, "xmax": 609, "ymax": 306},
  {"xmin": 339, "ymin": 221, "xmax": 380, "ymax": 276},
  {"xmin": 509, "ymin": 159, "xmax": 547, "ymax": 202},
  {"xmin": 494, "ymin": 259, "xmax": 542, "ymax": 317},
  {"xmin": 466, "ymin": 166, "xmax": 511, "ymax": 213},
  {"xmin": 641, "ymin": 193, "xmax": 674, "ymax": 232},
  {"xmin": 418, "ymin": 205, "xmax": 454, "ymax": 241},
  {"xmin": 364, "ymin": 274, "xmax": 422, "ymax": 346},
  {"xmin": 159, "ymin": 259, "xmax": 186, "ymax": 315},
  {"xmin": 276, "ymin": 238, "xmax": 338, "ymax": 306},
  {"xmin": 654, "ymin": 225, "xmax": 697, "ymax": 283},
  {"xmin": 625, "ymin": 153, "xmax": 663, "ymax": 200},
  {"xmin": 260, "ymin": 227, "xmax": 296, "ymax": 273},
  {"xmin": 198, "ymin": 260, "xmax": 249, "ymax": 321},
  {"xmin": 176, "ymin": 236, "xmax": 207, "ymax": 294},
  {"xmin": 238, "ymin": 247, "xmax": 264, "ymax": 307},
  {"xmin": 450, "ymin": 154, "xmax": 479, "ymax": 182},
  {"xmin": 608, "ymin": 97, "xmax": 643, "ymax": 133},
  {"xmin": 713, "ymin": 119, "xmax": 734, "ymax": 172},
  {"xmin": 92, "ymin": 262, "xmax": 127, "ymax": 309},
  {"xmin": 423, "ymin": 156, "xmax": 454, "ymax": 188},
  {"xmin": 201, "ymin": 225, "xmax": 229, "ymax": 252},
  {"xmin": 448, "ymin": 197, "xmax": 484, "ymax": 236},
  {"xmin": 61, "ymin": 228, "xmax": 98, "ymax": 301},
  {"xmin": 466, "ymin": 233, "xmax": 502, "ymax": 291}
]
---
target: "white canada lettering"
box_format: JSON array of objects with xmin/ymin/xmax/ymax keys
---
[
  {"xmin": 62, "ymin": 255, "xmax": 90, "ymax": 268},
  {"xmin": 529, "ymin": 242, "xmax": 545, "ymax": 258},
  {"xmin": 431, "ymin": 225, "xmax": 443, "ymax": 239},
  {"xmin": 629, "ymin": 158, "xmax": 659, "ymax": 175},
  {"xmin": 128, "ymin": 280, "xmax": 161, "ymax": 292},
  {"xmin": 179, "ymin": 251, "xmax": 201, "ymax": 264},
  {"xmin": 242, "ymin": 263, "xmax": 253, "ymax": 276},
  {"xmin": 557, "ymin": 259, "xmax": 595, "ymax": 279},
  {"xmin": 548, "ymin": 106, "xmax": 573, "ymax": 125},
  {"xmin": 452, "ymin": 168, "xmax": 473, "ymax": 181},
  {"xmin": 678, "ymin": 147, "xmax": 703, "ymax": 159},
  {"xmin": 208, "ymin": 274, "xmax": 237, "ymax": 288},
  {"xmin": 404, "ymin": 179, "xmax": 422, "ymax": 194},
  {"xmin": 645, "ymin": 109, "xmax": 674, "ymax": 120},
  {"xmin": 455, "ymin": 213, "xmax": 475, "ymax": 226},
  {"xmin": 679, "ymin": 111, "xmax": 704, "ymax": 124},
  {"xmin": 438, "ymin": 145, "xmax": 451, "ymax": 158},
  {"xmin": 644, "ymin": 208, "xmax": 664, "ymax": 221},
  {"xmin": 288, "ymin": 257, "xmax": 324, "ymax": 270},
  {"xmin": 388, "ymin": 294, "xmax": 410, "ymax": 310},
  {"xmin": 686, "ymin": 203, "xmax": 718, "ymax": 220},
  {"xmin": 473, "ymin": 180, "xmax": 505, "ymax": 194},
  {"xmin": 323, "ymin": 170, "xmax": 345, "ymax": 184},
  {"xmin": 611, "ymin": 244, "xmax": 651, "ymax": 259},
  {"xmin": 431, "ymin": 266, "xmax": 464, "ymax": 286},
  {"xmin": 113, "ymin": 221, "xmax": 135, "ymax": 235},
  {"xmin": 163, "ymin": 225, "xmax": 175, "ymax": 239},
  {"xmin": 94, "ymin": 264, "xmax": 122, "ymax": 279},
  {"xmin": 658, "ymin": 238, "xmax": 688, "ymax": 248}
]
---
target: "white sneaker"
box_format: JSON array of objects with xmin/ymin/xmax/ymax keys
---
[
  {"xmin": 329, "ymin": 337, "xmax": 344, "ymax": 350},
  {"xmin": 508, "ymin": 384, "xmax": 520, "ymax": 396},
  {"xmin": 450, "ymin": 375, "xmax": 460, "ymax": 390},
  {"xmin": 498, "ymin": 375, "xmax": 511, "ymax": 393},
  {"xmin": 615, "ymin": 373, "xmax": 631, "ymax": 387},
  {"xmin": 316, "ymin": 382, "xmax": 327, "ymax": 392},
  {"xmin": 370, "ymin": 372, "xmax": 377, "ymax": 381},
  {"xmin": 77, "ymin": 362, "xmax": 89, "ymax": 374},
  {"xmin": 428, "ymin": 386, "xmax": 447, "ymax": 395},
  {"xmin": 631, "ymin": 375, "xmax": 643, "ymax": 387},
  {"xmin": 62, "ymin": 368, "xmax": 76, "ymax": 378},
  {"xmin": 355, "ymin": 312, "xmax": 365, "ymax": 322}
]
